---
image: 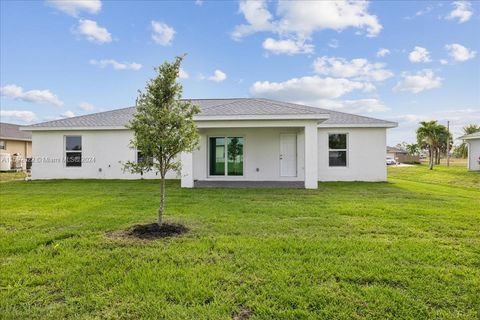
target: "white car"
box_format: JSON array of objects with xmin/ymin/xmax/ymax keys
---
[{"xmin": 386, "ymin": 157, "xmax": 397, "ymax": 165}]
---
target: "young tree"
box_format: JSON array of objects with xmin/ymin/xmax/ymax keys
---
[{"xmin": 124, "ymin": 56, "xmax": 200, "ymax": 226}]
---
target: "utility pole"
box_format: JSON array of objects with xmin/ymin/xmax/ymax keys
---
[{"xmin": 447, "ymin": 120, "xmax": 450, "ymax": 167}]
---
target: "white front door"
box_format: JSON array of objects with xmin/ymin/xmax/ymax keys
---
[{"xmin": 280, "ymin": 134, "xmax": 297, "ymax": 177}]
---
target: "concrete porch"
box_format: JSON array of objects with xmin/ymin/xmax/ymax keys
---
[{"xmin": 193, "ymin": 180, "xmax": 304, "ymax": 188}]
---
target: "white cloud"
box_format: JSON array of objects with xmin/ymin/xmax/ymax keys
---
[
  {"xmin": 75, "ymin": 19, "xmax": 112, "ymax": 43},
  {"xmin": 47, "ymin": 0, "xmax": 101, "ymax": 17},
  {"xmin": 446, "ymin": 1, "xmax": 473, "ymax": 23},
  {"xmin": 408, "ymin": 46, "xmax": 431, "ymax": 63},
  {"xmin": 311, "ymin": 98, "xmax": 389, "ymax": 113},
  {"xmin": 313, "ymin": 56, "xmax": 394, "ymax": 82},
  {"xmin": 232, "ymin": 0, "xmax": 273, "ymax": 40},
  {"xmin": 89, "ymin": 59, "xmax": 142, "ymax": 70},
  {"xmin": 179, "ymin": 68, "xmax": 189, "ymax": 79},
  {"xmin": 376, "ymin": 48, "xmax": 390, "ymax": 57},
  {"xmin": 393, "ymin": 69, "xmax": 442, "ymax": 93},
  {"xmin": 195, "ymin": 0, "xmax": 203, "ymax": 6},
  {"xmin": 233, "ymin": 0, "xmax": 382, "ymax": 40},
  {"xmin": 262, "ymin": 38, "xmax": 314, "ymax": 55},
  {"xmin": 250, "ymin": 76, "xmax": 373, "ymax": 101},
  {"xmin": 1, "ymin": 84, "xmax": 63, "ymax": 106},
  {"xmin": 232, "ymin": 0, "xmax": 381, "ymax": 54},
  {"xmin": 151, "ymin": 21, "xmax": 175, "ymax": 46},
  {"xmin": 440, "ymin": 59, "xmax": 449, "ymax": 65},
  {"xmin": 328, "ymin": 39, "xmax": 339, "ymax": 49},
  {"xmin": 79, "ymin": 102, "xmax": 95, "ymax": 111},
  {"xmin": 445, "ymin": 43, "xmax": 476, "ymax": 62},
  {"xmin": 0, "ymin": 110, "xmax": 37, "ymax": 123},
  {"xmin": 60, "ymin": 110, "xmax": 76, "ymax": 118},
  {"xmin": 205, "ymin": 70, "xmax": 227, "ymax": 82}
]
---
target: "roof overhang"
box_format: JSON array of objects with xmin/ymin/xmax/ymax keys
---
[
  {"xmin": 318, "ymin": 122, "xmax": 398, "ymax": 128},
  {"xmin": 0, "ymin": 136, "xmax": 32, "ymax": 141},
  {"xmin": 458, "ymin": 134, "xmax": 480, "ymax": 140},
  {"xmin": 194, "ymin": 114, "xmax": 330, "ymax": 121},
  {"xmin": 21, "ymin": 126, "xmax": 127, "ymax": 131}
]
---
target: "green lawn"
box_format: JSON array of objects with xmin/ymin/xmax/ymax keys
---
[{"xmin": 1, "ymin": 165, "xmax": 479, "ymax": 319}]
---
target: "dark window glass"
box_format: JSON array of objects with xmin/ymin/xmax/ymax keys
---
[
  {"xmin": 329, "ymin": 151, "xmax": 347, "ymax": 167},
  {"xmin": 137, "ymin": 151, "xmax": 144, "ymax": 164},
  {"xmin": 66, "ymin": 136, "xmax": 82, "ymax": 151},
  {"xmin": 227, "ymin": 137, "xmax": 244, "ymax": 176},
  {"xmin": 209, "ymin": 137, "xmax": 225, "ymax": 175},
  {"xmin": 66, "ymin": 152, "xmax": 82, "ymax": 167},
  {"xmin": 329, "ymin": 134, "xmax": 347, "ymax": 149}
]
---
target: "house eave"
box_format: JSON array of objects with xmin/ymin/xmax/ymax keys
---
[
  {"xmin": 194, "ymin": 114, "xmax": 330, "ymax": 121},
  {"xmin": 318, "ymin": 123, "xmax": 398, "ymax": 128}
]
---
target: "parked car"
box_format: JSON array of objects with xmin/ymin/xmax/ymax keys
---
[{"xmin": 386, "ymin": 157, "xmax": 397, "ymax": 165}]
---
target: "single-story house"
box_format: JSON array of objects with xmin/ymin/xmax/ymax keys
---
[
  {"xmin": 459, "ymin": 131, "xmax": 480, "ymax": 171},
  {"xmin": 0, "ymin": 122, "xmax": 32, "ymax": 170},
  {"xmin": 386, "ymin": 146, "xmax": 420, "ymax": 164},
  {"xmin": 22, "ymin": 98, "xmax": 397, "ymax": 189}
]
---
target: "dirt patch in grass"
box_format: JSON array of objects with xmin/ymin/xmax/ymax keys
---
[
  {"xmin": 107, "ymin": 222, "xmax": 188, "ymax": 240},
  {"xmin": 232, "ymin": 306, "xmax": 253, "ymax": 320}
]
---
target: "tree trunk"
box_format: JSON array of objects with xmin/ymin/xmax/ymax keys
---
[
  {"xmin": 428, "ymin": 146, "xmax": 434, "ymax": 170},
  {"xmin": 158, "ymin": 175, "xmax": 166, "ymax": 226}
]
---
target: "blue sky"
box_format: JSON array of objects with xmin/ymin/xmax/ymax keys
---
[{"xmin": 1, "ymin": 0, "xmax": 479, "ymax": 144}]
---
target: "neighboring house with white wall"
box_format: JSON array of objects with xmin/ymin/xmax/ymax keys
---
[
  {"xmin": 22, "ymin": 98, "xmax": 397, "ymax": 189},
  {"xmin": 459, "ymin": 132, "xmax": 480, "ymax": 171}
]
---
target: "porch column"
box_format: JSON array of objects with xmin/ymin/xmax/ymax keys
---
[
  {"xmin": 180, "ymin": 152, "xmax": 194, "ymax": 188},
  {"xmin": 304, "ymin": 123, "xmax": 318, "ymax": 189}
]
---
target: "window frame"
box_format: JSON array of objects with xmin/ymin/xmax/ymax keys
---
[
  {"xmin": 64, "ymin": 135, "xmax": 82, "ymax": 168},
  {"xmin": 207, "ymin": 135, "xmax": 245, "ymax": 178},
  {"xmin": 328, "ymin": 133, "xmax": 348, "ymax": 168},
  {"xmin": 0, "ymin": 140, "xmax": 6, "ymax": 150}
]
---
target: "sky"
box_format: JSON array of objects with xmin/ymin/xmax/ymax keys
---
[{"xmin": 1, "ymin": 0, "xmax": 479, "ymax": 145}]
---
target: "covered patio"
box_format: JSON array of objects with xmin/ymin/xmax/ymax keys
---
[{"xmin": 180, "ymin": 116, "xmax": 328, "ymax": 189}]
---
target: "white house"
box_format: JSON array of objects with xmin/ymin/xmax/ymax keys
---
[
  {"xmin": 459, "ymin": 132, "xmax": 480, "ymax": 171},
  {"xmin": 22, "ymin": 98, "xmax": 397, "ymax": 189}
]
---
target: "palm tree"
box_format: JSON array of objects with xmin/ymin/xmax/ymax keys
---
[
  {"xmin": 417, "ymin": 121, "xmax": 441, "ymax": 170},
  {"xmin": 454, "ymin": 124, "xmax": 480, "ymax": 158},
  {"xmin": 405, "ymin": 143, "xmax": 420, "ymax": 156}
]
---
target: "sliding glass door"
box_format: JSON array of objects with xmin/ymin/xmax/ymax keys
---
[{"xmin": 209, "ymin": 136, "xmax": 244, "ymax": 176}]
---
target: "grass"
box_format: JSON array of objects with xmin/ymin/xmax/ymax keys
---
[{"xmin": 0, "ymin": 165, "xmax": 479, "ymax": 319}]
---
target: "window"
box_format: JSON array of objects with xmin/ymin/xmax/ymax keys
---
[
  {"xmin": 65, "ymin": 136, "xmax": 82, "ymax": 167},
  {"xmin": 0, "ymin": 140, "xmax": 5, "ymax": 150},
  {"xmin": 329, "ymin": 134, "xmax": 347, "ymax": 167},
  {"xmin": 137, "ymin": 151, "xmax": 144, "ymax": 164},
  {"xmin": 209, "ymin": 136, "xmax": 244, "ymax": 176}
]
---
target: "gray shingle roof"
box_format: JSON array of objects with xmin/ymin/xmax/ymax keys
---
[
  {"xmin": 0, "ymin": 122, "xmax": 32, "ymax": 140},
  {"xmin": 25, "ymin": 98, "xmax": 397, "ymax": 129}
]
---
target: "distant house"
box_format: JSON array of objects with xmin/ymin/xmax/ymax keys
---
[
  {"xmin": 0, "ymin": 122, "xmax": 32, "ymax": 170},
  {"xmin": 22, "ymin": 98, "xmax": 397, "ymax": 188},
  {"xmin": 459, "ymin": 132, "xmax": 480, "ymax": 171},
  {"xmin": 386, "ymin": 146, "xmax": 420, "ymax": 164}
]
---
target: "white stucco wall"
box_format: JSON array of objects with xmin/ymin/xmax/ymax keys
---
[
  {"xmin": 31, "ymin": 126, "xmax": 388, "ymax": 182},
  {"xmin": 467, "ymin": 139, "xmax": 480, "ymax": 171},
  {"xmin": 317, "ymin": 127, "xmax": 387, "ymax": 181},
  {"xmin": 193, "ymin": 127, "xmax": 305, "ymax": 181},
  {"xmin": 31, "ymin": 130, "xmax": 177, "ymax": 180}
]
